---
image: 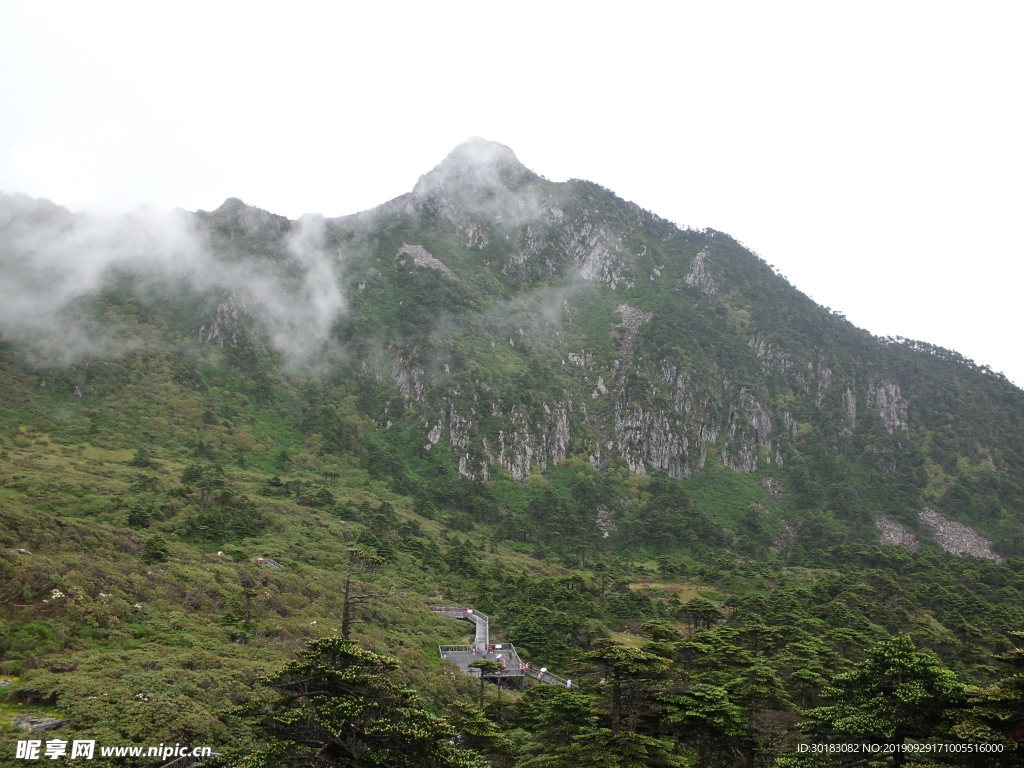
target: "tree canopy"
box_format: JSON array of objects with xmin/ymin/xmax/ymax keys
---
[{"xmin": 231, "ymin": 638, "xmax": 487, "ymax": 768}]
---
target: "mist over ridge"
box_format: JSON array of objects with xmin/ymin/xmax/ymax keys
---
[
  {"xmin": 1, "ymin": 137, "xmax": 595, "ymax": 371},
  {"xmin": 0, "ymin": 137, "xmax": 1018, "ymax": 397},
  {"xmin": 0, "ymin": 190, "xmax": 347, "ymax": 368}
]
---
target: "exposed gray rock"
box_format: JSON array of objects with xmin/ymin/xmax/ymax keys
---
[
  {"xmin": 614, "ymin": 403, "xmax": 684, "ymax": 476},
  {"xmin": 602, "ymin": 323, "xmax": 727, "ymax": 480},
  {"xmin": 722, "ymin": 389, "xmax": 773, "ymax": 472},
  {"xmin": 492, "ymin": 403, "xmax": 571, "ymax": 480},
  {"xmin": 868, "ymin": 379, "xmax": 908, "ymax": 433},
  {"xmin": 685, "ymin": 247, "xmax": 717, "ymax": 294},
  {"xmin": 919, "ymin": 508, "xmax": 1002, "ymax": 561},
  {"xmin": 611, "ymin": 304, "xmax": 652, "ymax": 389},
  {"xmin": 721, "ymin": 440, "xmax": 758, "ymax": 473},
  {"xmin": 562, "ymin": 220, "xmax": 633, "ymax": 289},
  {"xmin": 596, "ymin": 505, "xmax": 617, "ymax": 538},
  {"xmin": 615, "ymin": 303, "xmax": 653, "ymax": 334},
  {"xmin": 390, "ymin": 357, "xmax": 426, "ymax": 404},
  {"xmin": 14, "ymin": 715, "xmax": 65, "ymax": 732},
  {"xmin": 424, "ymin": 421, "xmax": 443, "ymax": 450},
  {"xmin": 198, "ymin": 294, "xmax": 252, "ymax": 346},
  {"xmin": 815, "ymin": 363, "xmax": 834, "ymax": 405},
  {"xmin": 842, "ymin": 387, "xmax": 857, "ymax": 429},
  {"xmin": 780, "ymin": 411, "xmax": 797, "ymax": 440},
  {"xmin": 762, "ymin": 477, "xmax": 784, "ymax": 499},
  {"xmin": 377, "ymin": 231, "xmax": 920, "ymax": 490},
  {"xmin": 395, "ymin": 243, "xmax": 457, "ymax": 279},
  {"xmin": 773, "ymin": 521, "xmax": 797, "ymax": 548},
  {"xmin": 612, "ymin": 393, "xmax": 718, "ymax": 479},
  {"xmin": 507, "ymin": 225, "xmax": 546, "ymax": 272},
  {"xmin": 429, "ymin": 395, "xmax": 573, "ymax": 481},
  {"xmin": 749, "ymin": 336, "xmax": 793, "ymax": 375},
  {"xmin": 464, "ymin": 224, "xmax": 489, "ymax": 249},
  {"xmin": 875, "ymin": 514, "xmax": 919, "ymax": 549}
]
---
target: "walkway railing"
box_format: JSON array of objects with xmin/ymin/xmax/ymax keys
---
[
  {"xmin": 431, "ymin": 604, "xmax": 570, "ymax": 686},
  {"xmin": 523, "ymin": 665, "xmax": 569, "ymax": 687},
  {"xmin": 439, "ymin": 643, "xmax": 524, "ymax": 678},
  {"xmin": 430, "ymin": 605, "xmax": 489, "ymax": 649},
  {"xmin": 430, "ymin": 606, "xmax": 489, "ymax": 622}
]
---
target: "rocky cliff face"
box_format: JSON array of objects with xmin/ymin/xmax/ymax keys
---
[
  {"xmin": 198, "ymin": 294, "xmax": 253, "ymax": 347},
  {"xmin": 685, "ymin": 247, "xmax": 717, "ymax": 295}
]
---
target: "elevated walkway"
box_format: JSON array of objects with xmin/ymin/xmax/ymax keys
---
[
  {"xmin": 523, "ymin": 665, "xmax": 569, "ymax": 687},
  {"xmin": 430, "ymin": 606, "xmax": 489, "ymax": 651},
  {"xmin": 430, "ymin": 605, "xmax": 570, "ymax": 687}
]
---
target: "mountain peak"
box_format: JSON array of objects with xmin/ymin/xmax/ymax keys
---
[
  {"xmin": 443, "ymin": 137, "xmax": 522, "ymax": 168},
  {"xmin": 413, "ymin": 138, "xmax": 535, "ymax": 199},
  {"xmin": 212, "ymin": 197, "xmax": 252, "ymax": 215}
]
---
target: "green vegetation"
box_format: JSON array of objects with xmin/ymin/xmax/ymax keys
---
[
  {"xmin": 224, "ymin": 638, "xmax": 487, "ymax": 767},
  {"xmin": 0, "ymin": 153, "xmax": 1022, "ymax": 765}
]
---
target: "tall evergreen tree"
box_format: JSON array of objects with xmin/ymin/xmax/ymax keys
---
[
  {"xmin": 230, "ymin": 638, "xmax": 487, "ymax": 768},
  {"xmin": 799, "ymin": 634, "xmax": 966, "ymax": 766}
]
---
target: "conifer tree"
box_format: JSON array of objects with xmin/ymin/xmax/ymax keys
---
[
  {"xmin": 799, "ymin": 634, "xmax": 965, "ymax": 766},
  {"xmin": 232, "ymin": 638, "xmax": 487, "ymax": 768}
]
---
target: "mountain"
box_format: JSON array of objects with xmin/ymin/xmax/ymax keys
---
[
  {"xmin": 0, "ymin": 141, "xmax": 1022, "ymax": 765},
  {"xmin": 193, "ymin": 138, "xmax": 1023, "ymax": 556}
]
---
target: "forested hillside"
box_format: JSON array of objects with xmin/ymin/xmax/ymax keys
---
[{"xmin": 1, "ymin": 140, "xmax": 1021, "ymax": 766}]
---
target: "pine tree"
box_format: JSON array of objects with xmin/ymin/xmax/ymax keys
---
[
  {"xmin": 799, "ymin": 634, "xmax": 965, "ymax": 766},
  {"xmin": 231, "ymin": 638, "xmax": 487, "ymax": 768}
]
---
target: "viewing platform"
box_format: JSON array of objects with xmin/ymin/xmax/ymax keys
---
[{"xmin": 439, "ymin": 643, "xmax": 525, "ymax": 678}]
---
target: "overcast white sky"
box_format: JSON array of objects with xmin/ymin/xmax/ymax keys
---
[{"xmin": 1, "ymin": 1, "xmax": 1021, "ymax": 386}]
